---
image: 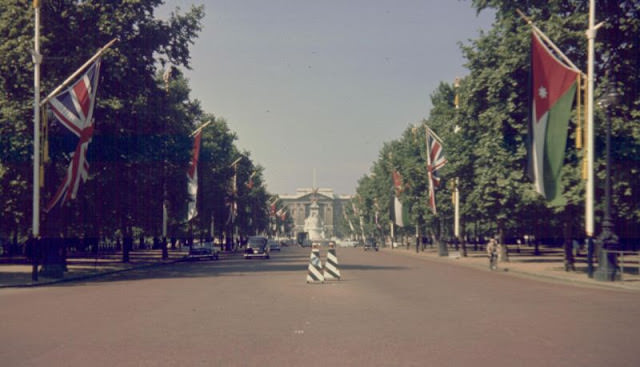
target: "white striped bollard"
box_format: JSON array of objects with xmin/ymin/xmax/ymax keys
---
[
  {"xmin": 323, "ymin": 241, "xmax": 341, "ymax": 280},
  {"xmin": 306, "ymin": 243, "xmax": 324, "ymax": 283}
]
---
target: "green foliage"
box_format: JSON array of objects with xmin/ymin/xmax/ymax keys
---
[
  {"xmin": 0, "ymin": 1, "xmax": 35, "ymax": 236},
  {"xmin": 0, "ymin": 1, "xmax": 273, "ymax": 243},
  {"xmin": 350, "ymin": 0, "xmax": 640, "ymax": 244}
]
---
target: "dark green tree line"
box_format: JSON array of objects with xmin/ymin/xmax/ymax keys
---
[
  {"xmin": 351, "ymin": 0, "xmax": 639, "ymax": 251},
  {"xmin": 0, "ymin": 1, "xmax": 273, "ymax": 253}
]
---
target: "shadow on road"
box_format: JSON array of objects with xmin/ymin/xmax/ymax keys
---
[{"xmin": 39, "ymin": 249, "xmax": 407, "ymax": 287}]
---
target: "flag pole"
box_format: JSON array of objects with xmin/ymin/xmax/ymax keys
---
[
  {"xmin": 190, "ymin": 120, "xmax": 213, "ymax": 137},
  {"xmin": 453, "ymin": 79, "xmax": 461, "ymax": 245},
  {"xmin": 162, "ymin": 201, "xmax": 168, "ymax": 238},
  {"xmin": 229, "ymin": 156, "xmax": 243, "ymax": 168},
  {"xmin": 32, "ymin": 0, "xmax": 42, "ymax": 239},
  {"xmin": 515, "ymin": 9, "xmax": 587, "ymax": 76},
  {"xmin": 228, "ymin": 156, "xmax": 242, "ymax": 249},
  {"xmin": 40, "ymin": 37, "xmax": 118, "ymax": 107},
  {"xmin": 585, "ymin": 0, "xmax": 599, "ymax": 239},
  {"xmin": 424, "ymin": 124, "xmax": 444, "ymax": 145}
]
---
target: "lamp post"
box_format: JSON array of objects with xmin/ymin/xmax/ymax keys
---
[{"xmin": 594, "ymin": 73, "xmax": 620, "ymax": 281}]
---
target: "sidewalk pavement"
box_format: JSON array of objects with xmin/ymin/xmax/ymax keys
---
[
  {"xmin": 0, "ymin": 249, "xmax": 191, "ymax": 288},
  {"xmin": 382, "ymin": 245, "xmax": 640, "ymax": 292},
  {"xmin": 2, "ymin": 245, "xmax": 639, "ymax": 291}
]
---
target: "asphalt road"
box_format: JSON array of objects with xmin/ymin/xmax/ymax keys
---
[{"xmin": 1, "ymin": 246, "xmax": 639, "ymax": 367}]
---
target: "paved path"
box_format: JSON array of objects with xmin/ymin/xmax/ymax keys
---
[
  {"xmin": 0, "ymin": 249, "xmax": 190, "ymax": 288},
  {"xmin": 1, "ymin": 246, "xmax": 639, "ymax": 367},
  {"xmin": 384, "ymin": 245, "xmax": 640, "ymax": 292}
]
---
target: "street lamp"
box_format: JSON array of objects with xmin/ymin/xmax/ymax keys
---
[{"xmin": 594, "ymin": 73, "xmax": 620, "ymax": 281}]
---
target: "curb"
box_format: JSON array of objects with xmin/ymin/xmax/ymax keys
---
[{"xmin": 0, "ymin": 257, "xmax": 188, "ymax": 289}]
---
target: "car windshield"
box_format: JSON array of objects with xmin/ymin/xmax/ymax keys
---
[{"xmin": 248, "ymin": 239, "xmax": 266, "ymax": 248}]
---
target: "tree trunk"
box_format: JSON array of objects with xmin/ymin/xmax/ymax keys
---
[
  {"xmin": 497, "ymin": 223, "xmax": 508, "ymax": 262},
  {"xmin": 563, "ymin": 214, "xmax": 575, "ymax": 271},
  {"xmin": 461, "ymin": 236, "xmax": 467, "ymax": 257}
]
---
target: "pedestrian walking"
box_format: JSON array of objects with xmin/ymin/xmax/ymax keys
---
[{"xmin": 487, "ymin": 238, "xmax": 499, "ymax": 270}]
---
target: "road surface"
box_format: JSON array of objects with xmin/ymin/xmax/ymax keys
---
[{"xmin": 1, "ymin": 246, "xmax": 638, "ymax": 366}]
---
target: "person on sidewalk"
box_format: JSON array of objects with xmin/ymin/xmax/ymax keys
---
[{"xmin": 487, "ymin": 238, "xmax": 499, "ymax": 270}]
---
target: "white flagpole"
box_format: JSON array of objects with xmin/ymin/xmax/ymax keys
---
[
  {"xmin": 32, "ymin": 0, "xmax": 42, "ymax": 237},
  {"xmin": 40, "ymin": 38, "xmax": 118, "ymax": 107},
  {"xmin": 516, "ymin": 9, "xmax": 584, "ymax": 75},
  {"xmin": 586, "ymin": 0, "xmax": 601, "ymax": 238},
  {"xmin": 453, "ymin": 79, "xmax": 460, "ymax": 240},
  {"xmin": 424, "ymin": 125, "xmax": 444, "ymax": 145},
  {"xmin": 190, "ymin": 120, "xmax": 212, "ymax": 137},
  {"xmin": 210, "ymin": 213, "xmax": 214, "ymax": 238},
  {"xmin": 162, "ymin": 201, "xmax": 168, "ymax": 238},
  {"xmin": 228, "ymin": 156, "xmax": 242, "ymax": 234}
]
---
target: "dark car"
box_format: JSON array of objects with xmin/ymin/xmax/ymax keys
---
[
  {"xmin": 363, "ymin": 238, "xmax": 378, "ymax": 251},
  {"xmin": 268, "ymin": 239, "xmax": 281, "ymax": 251},
  {"xmin": 188, "ymin": 241, "xmax": 220, "ymax": 260},
  {"xmin": 245, "ymin": 236, "xmax": 270, "ymax": 259}
]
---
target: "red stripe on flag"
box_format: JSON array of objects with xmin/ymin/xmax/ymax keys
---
[{"xmin": 532, "ymin": 33, "xmax": 579, "ymax": 122}]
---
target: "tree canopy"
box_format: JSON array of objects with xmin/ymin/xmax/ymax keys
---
[
  {"xmin": 347, "ymin": 0, "xmax": 640, "ymax": 246},
  {"xmin": 0, "ymin": 1, "xmax": 274, "ymax": 243}
]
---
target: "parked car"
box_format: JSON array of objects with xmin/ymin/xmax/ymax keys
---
[
  {"xmin": 245, "ymin": 236, "xmax": 270, "ymax": 259},
  {"xmin": 188, "ymin": 241, "xmax": 220, "ymax": 260},
  {"xmin": 363, "ymin": 238, "xmax": 379, "ymax": 251},
  {"xmin": 268, "ymin": 239, "xmax": 281, "ymax": 251},
  {"xmin": 338, "ymin": 240, "xmax": 359, "ymax": 247}
]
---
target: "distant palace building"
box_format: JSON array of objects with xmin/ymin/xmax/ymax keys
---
[{"xmin": 279, "ymin": 188, "xmax": 352, "ymax": 238}]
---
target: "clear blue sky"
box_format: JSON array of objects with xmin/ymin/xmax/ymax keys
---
[{"xmin": 161, "ymin": 0, "xmax": 494, "ymax": 196}]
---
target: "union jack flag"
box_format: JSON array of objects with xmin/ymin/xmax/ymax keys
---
[
  {"xmin": 426, "ymin": 128, "xmax": 446, "ymax": 214},
  {"xmin": 45, "ymin": 60, "xmax": 101, "ymax": 212}
]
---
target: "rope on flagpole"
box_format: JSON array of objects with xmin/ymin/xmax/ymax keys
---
[
  {"xmin": 40, "ymin": 38, "xmax": 119, "ymax": 107},
  {"xmin": 515, "ymin": 9, "xmax": 588, "ymax": 76},
  {"xmin": 576, "ymin": 74, "xmax": 583, "ymax": 149},
  {"xmin": 424, "ymin": 124, "xmax": 444, "ymax": 145}
]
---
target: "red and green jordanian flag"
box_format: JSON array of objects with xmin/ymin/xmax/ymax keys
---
[{"xmin": 527, "ymin": 32, "xmax": 579, "ymax": 201}]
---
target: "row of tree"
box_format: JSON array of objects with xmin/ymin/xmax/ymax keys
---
[
  {"xmin": 0, "ymin": 1, "xmax": 283, "ymax": 246},
  {"xmin": 345, "ymin": 1, "xmax": 639, "ymax": 249}
]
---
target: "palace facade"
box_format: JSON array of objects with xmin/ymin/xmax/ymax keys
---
[{"xmin": 279, "ymin": 188, "xmax": 351, "ymax": 239}]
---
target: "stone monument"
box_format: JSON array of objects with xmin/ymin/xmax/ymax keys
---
[{"xmin": 304, "ymin": 200, "xmax": 325, "ymax": 241}]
